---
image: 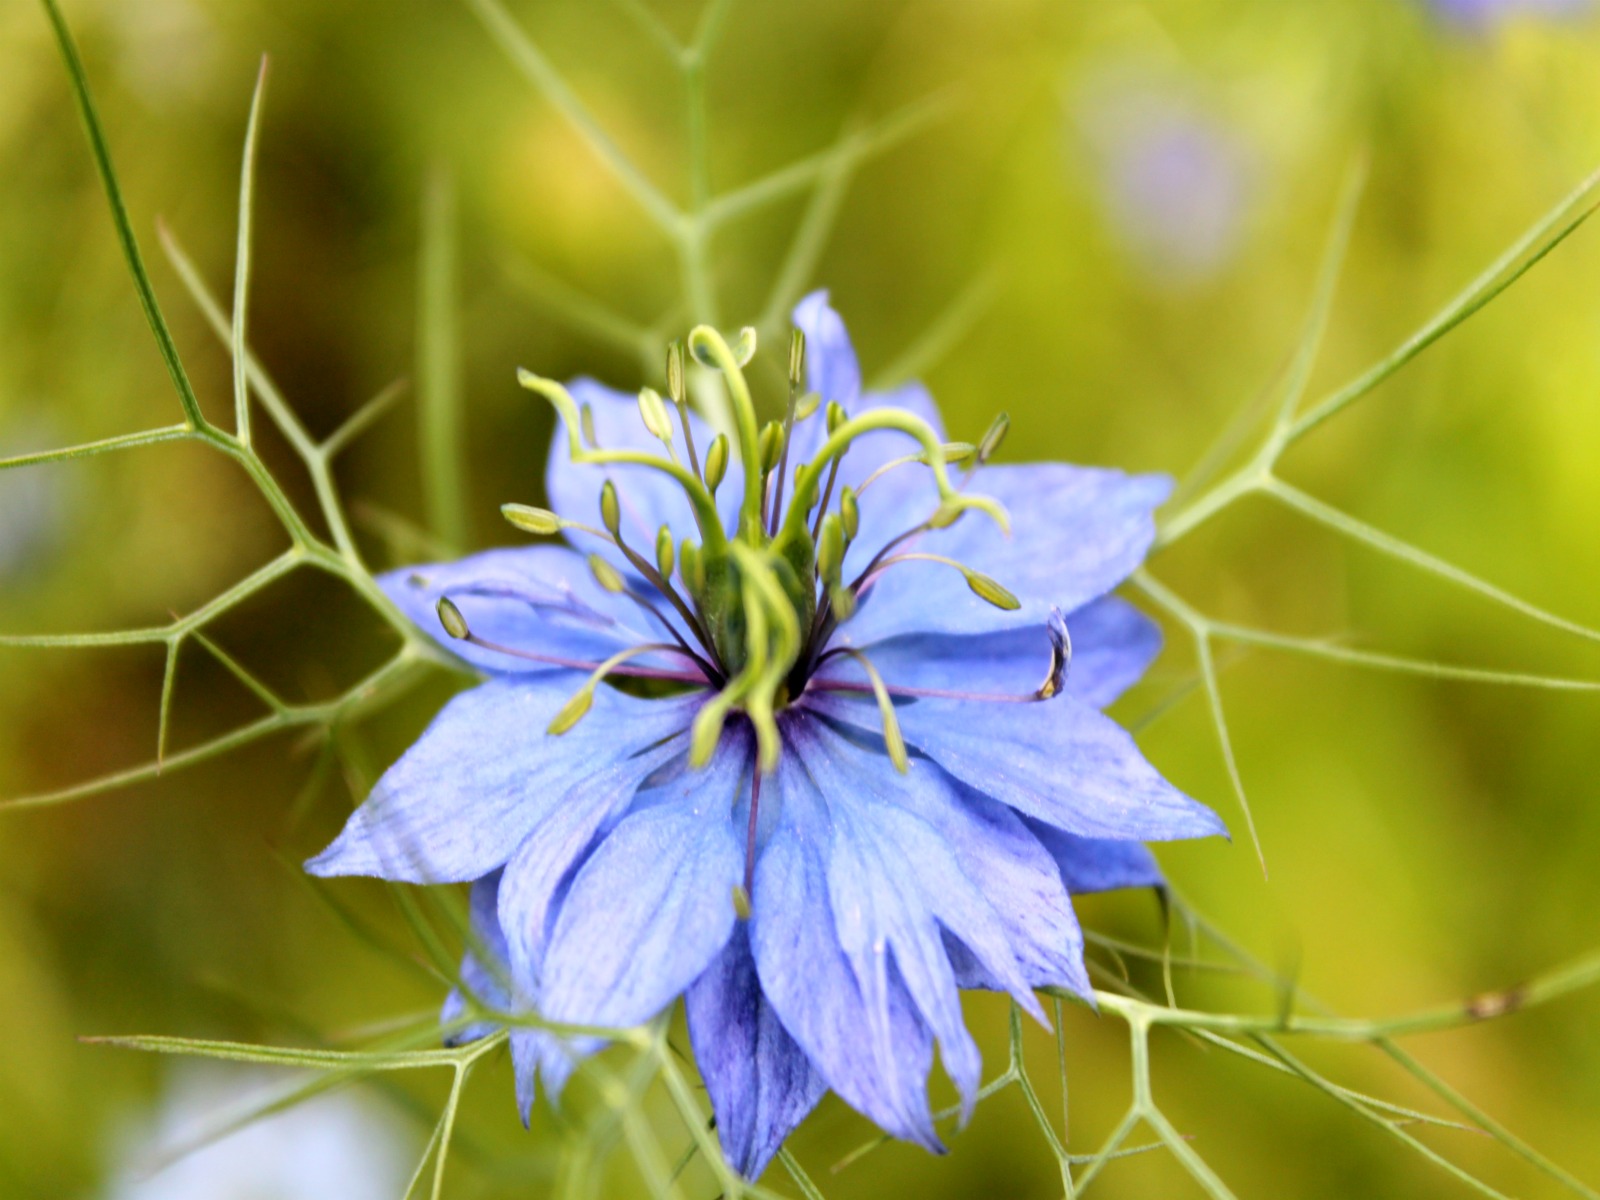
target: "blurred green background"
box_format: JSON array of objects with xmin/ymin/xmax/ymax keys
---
[{"xmin": 3, "ymin": 0, "xmax": 1600, "ymax": 1196}]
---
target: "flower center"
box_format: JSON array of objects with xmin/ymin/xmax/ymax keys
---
[{"xmin": 469, "ymin": 321, "xmax": 1028, "ymax": 774}]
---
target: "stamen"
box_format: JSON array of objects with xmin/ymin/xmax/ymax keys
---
[
  {"xmin": 860, "ymin": 552, "xmax": 1020, "ymax": 610},
  {"xmin": 548, "ymin": 641, "xmax": 710, "ymax": 735},
  {"xmin": 769, "ymin": 327, "xmax": 805, "ymax": 537},
  {"xmin": 832, "ymin": 647, "xmax": 908, "ymax": 772},
  {"xmin": 637, "ymin": 386, "xmax": 674, "ymax": 443},
  {"xmin": 434, "ymin": 596, "xmax": 708, "ymax": 683},
  {"xmin": 666, "ymin": 340, "xmax": 701, "ymax": 479},
  {"xmin": 854, "ymin": 442, "xmax": 977, "ymax": 497},
  {"xmin": 809, "ymin": 613, "xmax": 1070, "ymax": 705},
  {"xmin": 500, "ymin": 503, "xmax": 562, "ymax": 535}
]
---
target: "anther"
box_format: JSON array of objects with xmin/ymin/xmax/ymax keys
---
[
  {"xmin": 839, "ymin": 487, "xmax": 859, "ymax": 541},
  {"xmin": 680, "ymin": 538, "xmax": 705, "ymax": 594},
  {"xmin": 794, "ymin": 391, "xmax": 821, "ymax": 421},
  {"xmin": 638, "ymin": 387, "xmax": 673, "ymax": 442},
  {"xmin": 667, "ymin": 340, "xmax": 687, "ymax": 404},
  {"xmin": 501, "ymin": 503, "xmax": 562, "ymax": 535},
  {"xmin": 825, "ymin": 400, "xmax": 846, "ymax": 434},
  {"xmin": 655, "ymin": 525, "xmax": 675, "ymax": 579},
  {"xmin": 758, "ymin": 421, "xmax": 784, "ymax": 474},
  {"xmin": 704, "ymin": 433, "xmax": 729, "ymax": 493},
  {"xmin": 964, "ymin": 568, "xmax": 1020, "ymax": 610},
  {"xmin": 437, "ymin": 596, "xmax": 470, "ymax": 640},
  {"xmin": 977, "ymin": 411, "xmax": 1010, "ymax": 464},
  {"xmin": 579, "ymin": 402, "xmax": 597, "ymax": 448},
  {"xmin": 599, "ymin": 480, "xmax": 622, "ymax": 536},
  {"xmin": 788, "ymin": 328, "xmax": 806, "ymax": 387},
  {"xmin": 1035, "ymin": 607, "xmax": 1071, "ymax": 699},
  {"xmin": 817, "ymin": 515, "xmax": 845, "ymax": 587},
  {"xmin": 588, "ymin": 553, "xmax": 626, "ymax": 594}
]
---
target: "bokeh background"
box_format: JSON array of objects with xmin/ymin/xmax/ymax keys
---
[{"xmin": 3, "ymin": 0, "xmax": 1600, "ymax": 1196}]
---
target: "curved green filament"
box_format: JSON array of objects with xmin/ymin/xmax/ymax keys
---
[
  {"xmin": 518, "ymin": 369, "xmax": 727, "ymax": 554},
  {"xmin": 687, "ymin": 326, "xmax": 765, "ymax": 543},
  {"xmin": 777, "ymin": 409, "xmax": 1009, "ymax": 553}
]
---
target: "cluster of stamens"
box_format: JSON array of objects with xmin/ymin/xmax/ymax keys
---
[{"xmin": 435, "ymin": 321, "xmax": 1070, "ymax": 780}]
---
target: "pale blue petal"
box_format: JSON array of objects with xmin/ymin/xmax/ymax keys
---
[
  {"xmin": 442, "ymin": 871, "xmax": 514, "ymax": 1046},
  {"xmin": 840, "ymin": 464, "xmax": 1172, "ymax": 642},
  {"xmin": 749, "ymin": 743, "xmax": 941, "ymax": 1150},
  {"xmin": 822, "ymin": 596, "xmax": 1162, "ymax": 710},
  {"xmin": 306, "ymin": 684, "xmax": 700, "ymax": 884},
  {"xmin": 1029, "ymin": 822, "xmax": 1164, "ymax": 894},
  {"xmin": 379, "ymin": 545, "xmax": 651, "ymax": 675},
  {"xmin": 538, "ymin": 729, "xmax": 752, "ymax": 1028},
  {"xmin": 811, "ymin": 691, "xmax": 1225, "ymax": 842},
  {"xmin": 685, "ymin": 926, "xmax": 827, "ymax": 1180}
]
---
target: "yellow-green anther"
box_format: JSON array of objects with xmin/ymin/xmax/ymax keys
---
[
  {"xmin": 794, "ymin": 391, "xmax": 821, "ymax": 420},
  {"xmin": 789, "ymin": 328, "xmax": 806, "ymax": 386},
  {"xmin": 589, "ymin": 553, "xmax": 626, "ymax": 594},
  {"xmin": 600, "ymin": 480, "xmax": 621, "ymax": 535},
  {"xmin": 580, "ymin": 403, "xmax": 597, "ymax": 448},
  {"xmin": 818, "ymin": 515, "xmax": 845, "ymax": 586},
  {"xmin": 638, "ymin": 387, "xmax": 673, "ymax": 442},
  {"xmin": 826, "ymin": 401, "xmax": 846, "ymax": 434},
  {"xmin": 667, "ymin": 340, "xmax": 687, "ymax": 404},
  {"xmin": 732, "ymin": 884, "xmax": 752, "ymax": 921},
  {"xmin": 732, "ymin": 326, "xmax": 758, "ymax": 367},
  {"xmin": 978, "ymin": 411, "xmax": 1010, "ymax": 463},
  {"xmin": 759, "ymin": 421, "xmax": 784, "ymax": 474},
  {"xmin": 501, "ymin": 503, "xmax": 562, "ymax": 535},
  {"xmin": 837, "ymin": 648, "xmax": 907, "ymax": 773},
  {"xmin": 964, "ymin": 568, "xmax": 1020, "ymax": 610},
  {"xmin": 436, "ymin": 596, "xmax": 470, "ymax": 640},
  {"xmin": 839, "ymin": 487, "xmax": 859, "ymax": 540},
  {"xmin": 829, "ymin": 584, "xmax": 857, "ymax": 621},
  {"xmin": 656, "ymin": 525, "xmax": 675, "ymax": 578},
  {"xmin": 705, "ymin": 434, "xmax": 729, "ymax": 493},
  {"xmin": 548, "ymin": 686, "xmax": 594, "ymax": 734},
  {"xmin": 928, "ymin": 502, "xmax": 963, "ymax": 530},
  {"xmin": 680, "ymin": 538, "xmax": 705, "ymax": 593}
]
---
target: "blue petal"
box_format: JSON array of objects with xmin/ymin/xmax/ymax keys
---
[
  {"xmin": 749, "ymin": 739, "xmax": 941, "ymax": 1149},
  {"xmin": 812, "ymin": 691, "xmax": 1225, "ymax": 842},
  {"xmin": 1029, "ymin": 822, "xmax": 1164, "ymax": 894},
  {"xmin": 544, "ymin": 377, "xmax": 743, "ymax": 566},
  {"xmin": 823, "ymin": 596, "xmax": 1162, "ymax": 710},
  {"xmin": 538, "ymin": 728, "xmax": 751, "ymax": 1029},
  {"xmin": 840, "ymin": 463, "xmax": 1172, "ymax": 642},
  {"xmin": 788, "ymin": 712, "xmax": 1082, "ymax": 1026},
  {"xmin": 378, "ymin": 544, "xmax": 652, "ymax": 675},
  {"xmin": 442, "ymin": 871, "xmax": 514, "ymax": 1046},
  {"xmin": 306, "ymin": 683, "xmax": 700, "ymax": 883},
  {"xmin": 685, "ymin": 926, "xmax": 827, "ymax": 1180}
]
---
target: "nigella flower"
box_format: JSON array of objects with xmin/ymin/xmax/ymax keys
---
[{"xmin": 307, "ymin": 292, "xmax": 1225, "ymax": 1177}]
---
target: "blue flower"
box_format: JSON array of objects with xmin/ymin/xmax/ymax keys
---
[{"xmin": 307, "ymin": 291, "xmax": 1225, "ymax": 1178}]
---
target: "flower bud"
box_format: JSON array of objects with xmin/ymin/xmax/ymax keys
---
[
  {"xmin": 600, "ymin": 480, "xmax": 621, "ymax": 535},
  {"xmin": 501, "ymin": 503, "xmax": 561, "ymax": 535},
  {"xmin": 588, "ymin": 553, "xmax": 626, "ymax": 594},
  {"xmin": 704, "ymin": 433, "xmax": 729, "ymax": 493},
  {"xmin": 638, "ymin": 387, "xmax": 673, "ymax": 442},
  {"xmin": 655, "ymin": 525, "xmax": 675, "ymax": 578},
  {"xmin": 436, "ymin": 596, "xmax": 470, "ymax": 640}
]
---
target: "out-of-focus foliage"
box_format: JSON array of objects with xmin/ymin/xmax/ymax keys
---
[{"xmin": 2, "ymin": 0, "xmax": 1600, "ymax": 1196}]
